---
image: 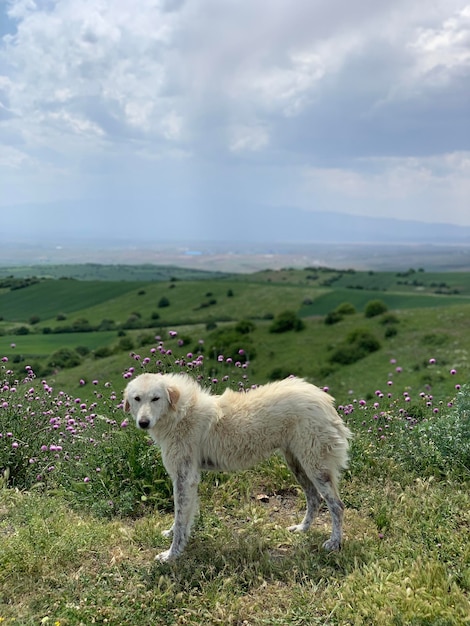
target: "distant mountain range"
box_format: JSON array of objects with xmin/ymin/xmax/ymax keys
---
[
  {"xmin": 2, "ymin": 203, "xmax": 469, "ymax": 246},
  {"xmin": 216, "ymin": 206, "xmax": 470, "ymax": 244}
]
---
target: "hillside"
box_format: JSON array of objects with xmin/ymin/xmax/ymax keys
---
[{"xmin": 1, "ymin": 266, "xmax": 469, "ymax": 405}]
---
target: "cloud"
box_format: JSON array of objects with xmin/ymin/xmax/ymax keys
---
[
  {"xmin": 410, "ymin": 5, "xmax": 470, "ymax": 81},
  {"xmin": 0, "ymin": 0, "xmax": 469, "ymax": 236},
  {"xmin": 229, "ymin": 124, "xmax": 269, "ymax": 153},
  {"xmin": 302, "ymin": 151, "xmax": 470, "ymax": 225}
]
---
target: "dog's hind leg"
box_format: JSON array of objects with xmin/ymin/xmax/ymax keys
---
[
  {"xmin": 309, "ymin": 469, "xmax": 345, "ymax": 551},
  {"xmin": 284, "ymin": 450, "xmax": 322, "ymax": 533}
]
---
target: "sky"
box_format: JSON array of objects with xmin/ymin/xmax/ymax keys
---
[{"xmin": 1, "ymin": 0, "xmax": 470, "ymax": 243}]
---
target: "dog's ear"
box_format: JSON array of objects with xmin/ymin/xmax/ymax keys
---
[
  {"xmin": 167, "ymin": 386, "xmax": 180, "ymax": 410},
  {"xmin": 123, "ymin": 390, "xmax": 130, "ymax": 413}
]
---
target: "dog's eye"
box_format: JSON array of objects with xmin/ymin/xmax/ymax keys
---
[
  {"xmin": 151, "ymin": 396, "xmax": 160, "ymax": 402},
  {"xmin": 134, "ymin": 396, "xmax": 141, "ymax": 402}
]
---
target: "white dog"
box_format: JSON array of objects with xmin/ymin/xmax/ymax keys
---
[{"xmin": 124, "ymin": 372, "xmax": 352, "ymax": 562}]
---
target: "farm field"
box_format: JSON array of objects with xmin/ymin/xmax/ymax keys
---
[
  {"xmin": 1, "ymin": 264, "xmax": 470, "ymax": 625},
  {"xmin": 1, "ymin": 265, "xmax": 470, "ymax": 401}
]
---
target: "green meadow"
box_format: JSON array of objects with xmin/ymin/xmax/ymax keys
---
[{"xmin": 1, "ymin": 264, "xmax": 470, "ymax": 625}]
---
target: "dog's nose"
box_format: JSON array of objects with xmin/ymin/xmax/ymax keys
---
[{"xmin": 138, "ymin": 418, "xmax": 150, "ymax": 429}]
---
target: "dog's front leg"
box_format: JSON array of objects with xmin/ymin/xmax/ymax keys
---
[{"xmin": 156, "ymin": 465, "xmax": 200, "ymax": 563}]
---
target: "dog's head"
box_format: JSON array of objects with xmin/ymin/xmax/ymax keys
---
[{"xmin": 123, "ymin": 373, "xmax": 180, "ymax": 430}]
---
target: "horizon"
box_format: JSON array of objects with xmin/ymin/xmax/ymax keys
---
[{"xmin": 1, "ymin": 237, "xmax": 470, "ymax": 273}]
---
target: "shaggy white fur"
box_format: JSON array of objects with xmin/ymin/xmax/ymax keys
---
[{"xmin": 124, "ymin": 373, "xmax": 352, "ymax": 562}]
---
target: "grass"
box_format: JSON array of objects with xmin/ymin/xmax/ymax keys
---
[
  {"xmin": 299, "ymin": 288, "xmax": 469, "ymax": 316},
  {"xmin": 1, "ymin": 470, "xmax": 469, "ymax": 625},
  {"xmin": 0, "ymin": 281, "xmax": 145, "ymax": 322},
  {"xmin": 0, "ymin": 331, "xmax": 118, "ymax": 357}
]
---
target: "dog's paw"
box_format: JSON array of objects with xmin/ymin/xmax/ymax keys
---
[
  {"xmin": 155, "ymin": 549, "xmax": 177, "ymax": 563},
  {"xmin": 322, "ymin": 538, "xmax": 341, "ymax": 552},
  {"xmin": 161, "ymin": 528, "xmax": 173, "ymax": 538},
  {"xmin": 288, "ymin": 523, "xmax": 308, "ymax": 533}
]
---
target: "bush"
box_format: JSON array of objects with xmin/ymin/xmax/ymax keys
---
[
  {"xmin": 0, "ymin": 367, "xmax": 172, "ymax": 516},
  {"xmin": 208, "ymin": 327, "xmax": 255, "ymax": 362},
  {"xmin": 13, "ymin": 326, "xmax": 30, "ymax": 335},
  {"xmin": 72, "ymin": 318, "xmax": 93, "ymax": 332},
  {"xmin": 122, "ymin": 315, "xmax": 144, "ymax": 330},
  {"xmin": 269, "ymin": 311, "xmax": 305, "ymax": 333},
  {"xmin": 158, "ymin": 297, "xmax": 170, "ymax": 308},
  {"xmin": 48, "ymin": 348, "xmax": 82, "ymax": 369},
  {"xmin": 380, "ymin": 313, "xmax": 400, "ymax": 325},
  {"xmin": 364, "ymin": 299, "xmax": 388, "ymax": 318},
  {"xmin": 138, "ymin": 333, "xmax": 156, "ymax": 347},
  {"xmin": 94, "ymin": 346, "xmax": 113, "ymax": 359},
  {"xmin": 324, "ymin": 311, "xmax": 343, "ymax": 325},
  {"xmin": 329, "ymin": 328, "xmax": 381, "ymax": 365},
  {"xmin": 329, "ymin": 344, "xmax": 364, "ymax": 365},
  {"xmin": 268, "ymin": 367, "xmax": 299, "ymax": 381},
  {"xmin": 98, "ymin": 319, "xmax": 116, "ymax": 331},
  {"xmin": 235, "ymin": 320, "xmax": 256, "ymax": 334},
  {"xmin": 76, "ymin": 346, "xmax": 91, "ymax": 356},
  {"xmin": 119, "ymin": 337, "xmax": 134, "ymax": 351},
  {"xmin": 336, "ymin": 302, "xmax": 356, "ymax": 316},
  {"xmin": 384, "ymin": 385, "xmax": 470, "ymax": 479}
]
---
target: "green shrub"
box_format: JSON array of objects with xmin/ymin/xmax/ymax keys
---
[
  {"xmin": 269, "ymin": 310, "xmax": 305, "ymax": 333},
  {"xmin": 48, "ymin": 348, "xmax": 82, "ymax": 369},
  {"xmin": 13, "ymin": 326, "xmax": 30, "ymax": 335},
  {"xmin": 158, "ymin": 297, "xmax": 170, "ymax": 308},
  {"xmin": 268, "ymin": 367, "xmax": 298, "ymax": 381},
  {"xmin": 384, "ymin": 385, "xmax": 470, "ymax": 479},
  {"xmin": 94, "ymin": 346, "xmax": 113, "ymax": 359},
  {"xmin": 76, "ymin": 346, "xmax": 90, "ymax": 356},
  {"xmin": 122, "ymin": 315, "xmax": 144, "ymax": 330},
  {"xmin": 336, "ymin": 302, "xmax": 356, "ymax": 316},
  {"xmin": 380, "ymin": 312, "xmax": 399, "ymax": 325},
  {"xmin": 71, "ymin": 318, "xmax": 93, "ymax": 332},
  {"xmin": 118, "ymin": 336, "xmax": 134, "ymax": 351},
  {"xmin": 324, "ymin": 311, "xmax": 343, "ymax": 325},
  {"xmin": 235, "ymin": 320, "xmax": 256, "ymax": 334},
  {"xmin": 98, "ymin": 319, "xmax": 116, "ymax": 331},
  {"xmin": 364, "ymin": 299, "xmax": 388, "ymax": 318},
  {"xmin": 0, "ymin": 368, "xmax": 172, "ymax": 516},
  {"xmin": 329, "ymin": 328, "xmax": 381, "ymax": 365},
  {"xmin": 208, "ymin": 327, "xmax": 255, "ymax": 362}
]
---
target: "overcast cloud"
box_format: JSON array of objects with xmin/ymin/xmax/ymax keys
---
[{"xmin": 1, "ymin": 0, "xmax": 470, "ymax": 242}]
